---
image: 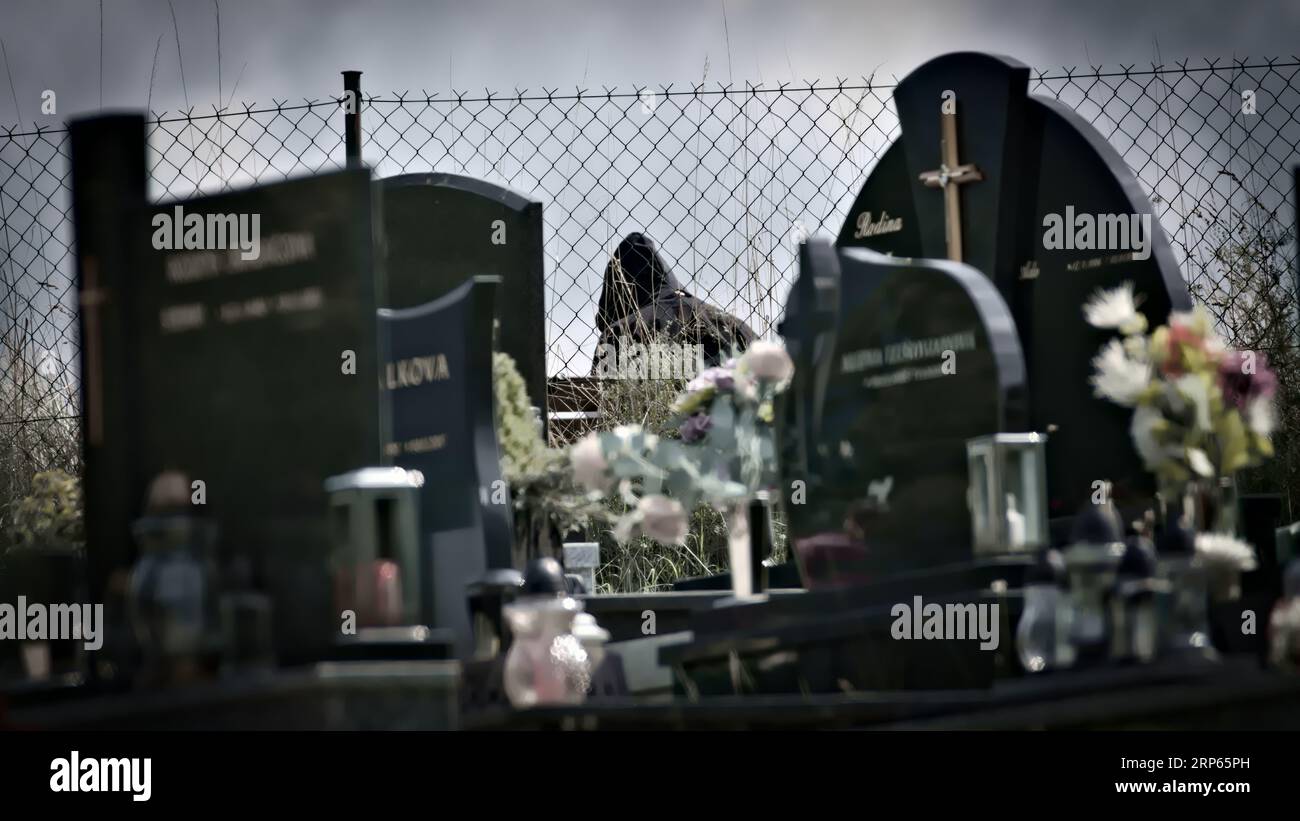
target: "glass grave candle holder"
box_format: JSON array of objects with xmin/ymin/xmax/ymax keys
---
[
  {"xmin": 966, "ymin": 433, "xmax": 1049, "ymax": 555},
  {"xmin": 1155, "ymin": 507, "xmax": 1216, "ymax": 659},
  {"xmin": 1062, "ymin": 502, "xmax": 1126, "ymax": 666},
  {"xmin": 502, "ymin": 558, "xmax": 591, "ymax": 707},
  {"xmin": 1109, "ymin": 541, "xmax": 1169, "ymax": 664},
  {"xmin": 1015, "ymin": 549, "xmax": 1075, "ymax": 673},
  {"xmin": 325, "ymin": 467, "xmax": 425, "ymax": 627},
  {"xmin": 128, "ymin": 513, "xmax": 220, "ymax": 685}
]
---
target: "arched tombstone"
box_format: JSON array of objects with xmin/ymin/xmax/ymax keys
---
[
  {"xmin": 591, "ymin": 232, "xmax": 756, "ymax": 377},
  {"xmin": 378, "ymin": 276, "xmax": 513, "ymax": 657},
  {"xmin": 379, "ymin": 173, "xmax": 548, "ymax": 430},
  {"xmin": 779, "ymin": 239, "xmax": 1027, "ymax": 584},
  {"xmin": 835, "ymin": 51, "xmax": 1193, "ymax": 523}
]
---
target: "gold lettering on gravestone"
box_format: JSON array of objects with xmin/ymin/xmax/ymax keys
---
[
  {"xmin": 212, "ymin": 287, "xmax": 323, "ymax": 326},
  {"xmin": 164, "ymin": 232, "xmax": 316, "ymax": 284},
  {"xmin": 840, "ymin": 331, "xmax": 977, "ymax": 374},
  {"xmin": 381, "ymin": 354, "xmax": 451, "ymax": 390},
  {"xmin": 840, "ymin": 330, "xmax": 977, "ymax": 389},
  {"xmin": 1065, "ymin": 252, "xmax": 1141, "ymax": 272},
  {"xmin": 852, "ymin": 210, "xmax": 904, "ymax": 239},
  {"xmin": 159, "ymin": 303, "xmax": 205, "ymax": 333},
  {"xmin": 383, "ymin": 434, "xmax": 448, "ymax": 458}
]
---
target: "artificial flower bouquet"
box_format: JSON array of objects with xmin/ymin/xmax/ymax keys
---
[
  {"xmin": 1085, "ymin": 281, "xmax": 1274, "ymax": 580},
  {"xmin": 568, "ymin": 341, "xmax": 794, "ymax": 596}
]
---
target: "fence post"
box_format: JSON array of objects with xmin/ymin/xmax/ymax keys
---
[{"xmin": 342, "ymin": 70, "xmax": 363, "ymax": 166}]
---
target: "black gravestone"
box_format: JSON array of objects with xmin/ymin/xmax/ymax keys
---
[
  {"xmin": 836, "ymin": 51, "xmax": 1192, "ymax": 519},
  {"xmin": 775, "ymin": 239, "xmax": 842, "ymax": 535},
  {"xmin": 379, "ymin": 276, "xmax": 513, "ymax": 658},
  {"xmin": 71, "ymin": 114, "xmax": 386, "ymax": 663},
  {"xmin": 779, "ymin": 239, "xmax": 1027, "ymax": 575},
  {"xmin": 379, "ymin": 173, "xmax": 547, "ymax": 429},
  {"xmin": 1027, "ymin": 98, "xmax": 1192, "ymax": 514}
]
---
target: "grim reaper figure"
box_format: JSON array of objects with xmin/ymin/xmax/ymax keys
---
[{"xmin": 591, "ymin": 232, "xmax": 756, "ymax": 376}]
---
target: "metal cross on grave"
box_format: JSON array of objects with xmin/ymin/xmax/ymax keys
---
[{"xmin": 918, "ymin": 108, "xmax": 983, "ymax": 263}]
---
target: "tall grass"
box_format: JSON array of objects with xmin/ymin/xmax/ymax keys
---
[{"xmin": 589, "ymin": 372, "xmax": 732, "ymax": 592}]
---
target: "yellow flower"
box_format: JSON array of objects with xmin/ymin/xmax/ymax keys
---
[{"xmin": 672, "ymin": 386, "xmax": 715, "ymax": 415}]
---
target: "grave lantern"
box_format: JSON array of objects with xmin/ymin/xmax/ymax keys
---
[
  {"xmin": 965, "ymin": 433, "xmax": 1049, "ymax": 554},
  {"xmin": 325, "ymin": 467, "xmax": 425, "ymax": 627}
]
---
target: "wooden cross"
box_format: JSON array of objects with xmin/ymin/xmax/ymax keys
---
[
  {"xmin": 79, "ymin": 258, "xmax": 108, "ymax": 446},
  {"xmin": 918, "ymin": 109, "xmax": 983, "ymax": 262}
]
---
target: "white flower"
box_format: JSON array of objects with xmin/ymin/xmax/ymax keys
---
[
  {"xmin": 1246, "ymin": 395, "xmax": 1275, "ymax": 437},
  {"xmin": 1083, "ymin": 281, "xmax": 1146, "ymax": 334},
  {"xmin": 610, "ymin": 424, "xmax": 656, "ymax": 452},
  {"xmin": 740, "ymin": 340, "xmax": 794, "ymax": 383},
  {"xmin": 1203, "ymin": 330, "xmax": 1228, "ymax": 361},
  {"xmin": 612, "ymin": 513, "xmax": 637, "ymax": 544},
  {"xmin": 1129, "ymin": 404, "xmax": 1170, "ymax": 470},
  {"xmin": 1173, "ymin": 373, "xmax": 1213, "ymax": 431},
  {"xmin": 1090, "ymin": 338, "xmax": 1148, "ymax": 406},
  {"xmin": 636, "ymin": 494, "xmax": 689, "ymax": 544},
  {"xmin": 1194, "ymin": 532, "xmax": 1258, "ymax": 572},
  {"xmin": 569, "ymin": 434, "xmax": 609, "ymax": 493},
  {"xmin": 1186, "ymin": 447, "xmax": 1214, "ymax": 478}
]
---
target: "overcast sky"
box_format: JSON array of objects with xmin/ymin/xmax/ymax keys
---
[
  {"xmin": 2, "ymin": 0, "xmax": 1296, "ymax": 377},
  {"xmin": 2, "ymin": 0, "xmax": 1298, "ymax": 125}
]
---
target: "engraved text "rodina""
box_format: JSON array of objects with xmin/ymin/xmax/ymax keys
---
[
  {"xmin": 382, "ymin": 355, "xmax": 450, "ymax": 389},
  {"xmin": 152, "ymin": 205, "xmax": 261, "ymax": 261},
  {"xmin": 853, "ymin": 210, "xmax": 904, "ymax": 239}
]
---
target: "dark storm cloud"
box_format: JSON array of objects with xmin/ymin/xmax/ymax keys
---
[{"xmin": 1, "ymin": 0, "xmax": 1296, "ymax": 126}]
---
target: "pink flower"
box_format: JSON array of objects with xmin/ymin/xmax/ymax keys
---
[
  {"xmin": 686, "ymin": 366, "xmax": 734, "ymax": 394},
  {"xmin": 569, "ymin": 434, "xmax": 610, "ymax": 492},
  {"xmin": 741, "ymin": 340, "xmax": 794, "ymax": 383},
  {"xmin": 679, "ymin": 412, "xmax": 712, "ymax": 443},
  {"xmin": 637, "ymin": 494, "xmax": 688, "ymax": 544},
  {"xmin": 1218, "ymin": 351, "xmax": 1277, "ymax": 411}
]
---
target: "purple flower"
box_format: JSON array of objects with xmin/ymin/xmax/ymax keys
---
[
  {"xmin": 679, "ymin": 412, "xmax": 712, "ymax": 443},
  {"xmin": 687, "ymin": 366, "xmax": 734, "ymax": 394},
  {"xmin": 1218, "ymin": 351, "xmax": 1277, "ymax": 410}
]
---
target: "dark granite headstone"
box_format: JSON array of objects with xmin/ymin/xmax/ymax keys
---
[
  {"xmin": 836, "ymin": 51, "xmax": 1192, "ymax": 518},
  {"xmin": 776, "ymin": 239, "xmax": 842, "ymax": 536},
  {"xmin": 779, "ymin": 239, "xmax": 1026, "ymax": 575},
  {"xmin": 379, "ymin": 173, "xmax": 547, "ymax": 429},
  {"xmin": 378, "ymin": 277, "xmax": 513, "ymax": 657},
  {"xmin": 71, "ymin": 114, "xmax": 385, "ymax": 663}
]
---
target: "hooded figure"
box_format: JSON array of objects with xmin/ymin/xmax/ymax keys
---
[{"xmin": 591, "ymin": 233, "xmax": 756, "ymax": 375}]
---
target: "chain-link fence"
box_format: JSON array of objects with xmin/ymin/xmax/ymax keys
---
[{"xmin": 2, "ymin": 58, "xmax": 1299, "ymax": 510}]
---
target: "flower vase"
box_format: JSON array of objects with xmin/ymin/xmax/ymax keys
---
[
  {"xmin": 1179, "ymin": 477, "xmax": 1237, "ymax": 535},
  {"xmin": 726, "ymin": 502, "xmax": 754, "ymax": 600},
  {"xmin": 1181, "ymin": 477, "xmax": 1244, "ymax": 603},
  {"xmin": 748, "ymin": 493, "xmax": 774, "ymax": 595}
]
